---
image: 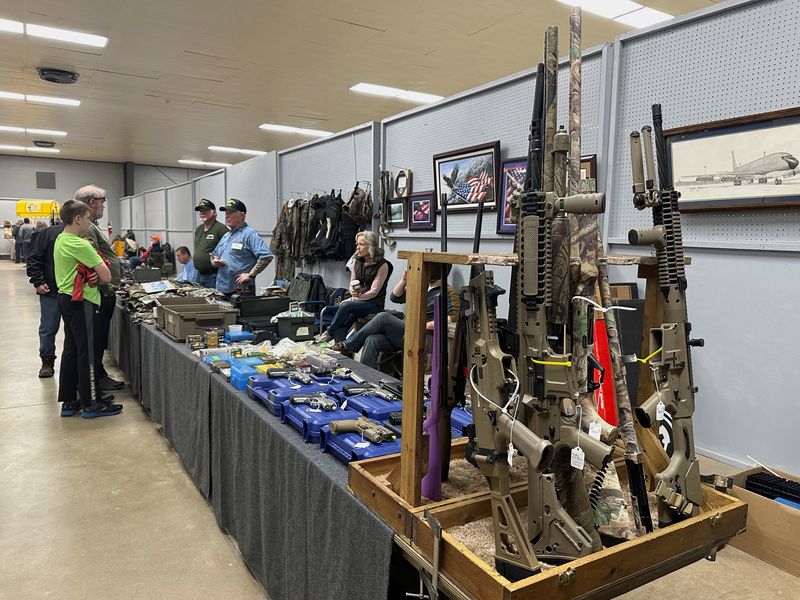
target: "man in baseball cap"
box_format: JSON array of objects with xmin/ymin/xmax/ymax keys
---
[
  {"xmin": 211, "ymin": 198, "xmax": 272, "ymax": 295},
  {"xmin": 193, "ymin": 198, "xmax": 228, "ymax": 288}
]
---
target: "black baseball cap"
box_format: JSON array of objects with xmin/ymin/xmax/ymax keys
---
[
  {"xmin": 195, "ymin": 198, "xmax": 216, "ymax": 211},
  {"xmin": 220, "ymin": 198, "xmax": 247, "ymax": 213}
]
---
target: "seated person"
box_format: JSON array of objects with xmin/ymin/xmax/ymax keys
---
[
  {"xmin": 129, "ymin": 234, "xmax": 162, "ymax": 269},
  {"xmin": 317, "ymin": 231, "xmax": 393, "ymax": 343},
  {"xmin": 332, "ymin": 264, "xmax": 458, "ymax": 369},
  {"xmin": 174, "ymin": 246, "xmax": 197, "ymax": 283}
]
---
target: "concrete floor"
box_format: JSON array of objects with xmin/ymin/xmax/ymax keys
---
[{"xmin": 0, "ymin": 259, "xmax": 797, "ymax": 599}]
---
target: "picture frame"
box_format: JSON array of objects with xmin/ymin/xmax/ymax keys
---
[
  {"xmin": 387, "ymin": 199, "xmax": 407, "ymax": 228},
  {"xmin": 393, "ymin": 169, "xmax": 412, "ymax": 199},
  {"xmin": 408, "ymin": 191, "xmax": 436, "ymax": 231},
  {"xmin": 497, "ymin": 157, "xmax": 526, "ymax": 234},
  {"xmin": 665, "ymin": 107, "xmax": 800, "ymax": 211},
  {"xmin": 580, "ymin": 154, "xmax": 597, "ymax": 193},
  {"xmin": 433, "ymin": 141, "xmax": 500, "ymax": 213}
]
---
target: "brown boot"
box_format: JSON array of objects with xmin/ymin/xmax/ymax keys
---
[{"xmin": 38, "ymin": 357, "xmax": 55, "ymax": 378}]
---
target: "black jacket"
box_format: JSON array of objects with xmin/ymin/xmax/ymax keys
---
[{"xmin": 27, "ymin": 224, "xmax": 64, "ymax": 297}]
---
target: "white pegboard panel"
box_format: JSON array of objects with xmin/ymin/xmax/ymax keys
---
[
  {"xmin": 131, "ymin": 194, "xmax": 146, "ymax": 229},
  {"xmin": 227, "ymin": 152, "xmax": 278, "ymax": 234},
  {"xmin": 606, "ymin": 0, "xmax": 800, "ymax": 250},
  {"xmin": 278, "ymin": 124, "xmax": 376, "ymax": 202},
  {"xmin": 382, "ymin": 50, "xmax": 606, "ymax": 239},
  {"xmin": 143, "ymin": 189, "xmax": 166, "ymax": 230},
  {"xmin": 166, "ymin": 183, "xmax": 194, "ymax": 231},
  {"xmin": 167, "ymin": 231, "xmax": 193, "ymax": 253},
  {"xmin": 120, "ymin": 197, "xmax": 131, "ymax": 230},
  {"xmin": 194, "ymin": 171, "xmax": 226, "ymax": 209}
]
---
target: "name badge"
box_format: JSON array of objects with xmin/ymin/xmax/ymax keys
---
[
  {"xmin": 231, "ymin": 242, "xmax": 244, "ymax": 250},
  {"xmin": 206, "ymin": 234, "xmax": 215, "ymax": 240}
]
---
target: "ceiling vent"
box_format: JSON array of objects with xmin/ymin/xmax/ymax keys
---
[
  {"xmin": 36, "ymin": 67, "xmax": 80, "ymax": 85},
  {"xmin": 32, "ymin": 140, "xmax": 56, "ymax": 148}
]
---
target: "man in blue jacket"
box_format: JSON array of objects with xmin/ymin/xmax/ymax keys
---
[{"xmin": 211, "ymin": 199, "xmax": 273, "ymax": 295}]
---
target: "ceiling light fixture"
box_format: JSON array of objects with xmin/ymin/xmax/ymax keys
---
[
  {"xmin": 613, "ymin": 7, "xmax": 672, "ymax": 27},
  {"xmin": 258, "ymin": 123, "xmax": 334, "ymax": 137},
  {"xmin": 27, "ymin": 146, "xmax": 60, "ymax": 153},
  {"xmin": 350, "ymin": 82, "xmax": 444, "ymax": 104},
  {"xmin": 25, "ymin": 23, "xmax": 108, "ymax": 48},
  {"xmin": 555, "ymin": 0, "xmax": 642, "ymax": 19},
  {"xmin": 25, "ymin": 94, "xmax": 81, "ymax": 106},
  {"xmin": 0, "ymin": 144, "xmax": 26, "ymax": 151},
  {"xmin": 208, "ymin": 145, "xmax": 267, "ymax": 156},
  {"xmin": 0, "ymin": 91, "xmax": 25, "ymax": 100},
  {"xmin": 0, "ymin": 125, "xmax": 26, "ymax": 133},
  {"xmin": 0, "ymin": 18, "xmax": 24, "ymax": 34},
  {"xmin": 178, "ymin": 159, "xmax": 232, "ymax": 168},
  {"xmin": 0, "ymin": 124, "xmax": 68, "ymax": 136}
]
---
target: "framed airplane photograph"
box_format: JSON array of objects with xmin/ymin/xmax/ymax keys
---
[
  {"xmin": 433, "ymin": 141, "xmax": 500, "ymax": 213},
  {"xmin": 666, "ymin": 107, "xmax": 800, "ymax": 211}
]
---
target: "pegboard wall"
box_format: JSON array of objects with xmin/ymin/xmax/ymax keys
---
[
  {"xmin": 227, "ymin": 152, "xmax": 277, "ymax": 235},
  {"xmin": 278, "ymin": 124, "xmax": 377, "ymax": 202},
  {"xmin": 605, "ymin": 0, "xmax": 800, "ymax": 251},
  {"xmin": 382, "ymin": 47, "xmax": 607, "ymax": 241}
]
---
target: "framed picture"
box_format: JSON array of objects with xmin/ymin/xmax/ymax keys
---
[
  {"xmin": 497, "ymin": 158, "xmax": 526, "ymax": 234},
  {"xmin": 387, "ymin": 199, "xmax": 407, "ymax": 228},
  {"xmin": 408, "ymin": 191, "xmax": 436, "ymax": 231},
  {"xmin": 393, "ymin": 169, "xmax": 412, "ymax": 199},
  {"xmin": 580, "ymin": 154, "xmax": 597, "ymax": 193},
  {"xmin": 433, "ymin": 141, "xmax": 500, "ymax": 212},
  {"xmin": 665, "ymin": 107, "xmax": 800, "ymax": 211}
]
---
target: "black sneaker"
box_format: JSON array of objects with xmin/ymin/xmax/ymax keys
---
[
  {"xmin": 99, "ymin": 376, "xmax": 125, "ymax": 391},
  {"xmin": 60, "ymin": 401, "xmax": 81, "ymax": 417},
  {"xmin": 81, "ymin": 402, "xmax": 124, "ymax": 419}
]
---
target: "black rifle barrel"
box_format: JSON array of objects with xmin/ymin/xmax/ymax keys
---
[{"xmin": 651, "ymin": 104, "xmax": 670, "ymax": 189}]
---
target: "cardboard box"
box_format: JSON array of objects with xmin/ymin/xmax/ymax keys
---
[{"xmin": 729, "ymin": 466, "xmax": 800, "ymax": 576}]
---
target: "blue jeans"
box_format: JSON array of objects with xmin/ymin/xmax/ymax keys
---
[
  {"xmin": 327, "ymin": 300, "xmax": 381, "ymax": 343},
  {"xmin": 14, "ymin": 241, "xmax": 22, "ymax": 262},
  {"xmin": 343, "ymin": 311, "xmax": 404, "ymax": 368},
  {"xmin": 195, "ymin": 271, "xmax": 217, "ymax": 288},
  {"xmin": 22, "ymin": 241, "xmax": 31, "ymax": 262},
  {"xmin": 39, "ymin": 294, "xmax": 62, "ymax": 359}
]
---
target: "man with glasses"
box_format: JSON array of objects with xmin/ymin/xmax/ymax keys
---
[
  {"xmin": 193, "ymin": 198, "xmax": 229, "ymax": 288},
  {"xmin": 75, "ymin": 185, "xmax": 125, "ymax": 391}
]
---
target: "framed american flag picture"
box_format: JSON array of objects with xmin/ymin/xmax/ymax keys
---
[
  {"xmin": 433, "ymin": 141, "xmax": 500, "ymax": 213},
  {"xmin": 497, "ymin": 157, "xmax": 526, "ymax": 234}
]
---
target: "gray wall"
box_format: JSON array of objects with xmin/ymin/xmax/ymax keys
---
[
  {"xmin": 133, "ymin": 164, "xmax": 209, "ymax": 194},
  {"xmin": 0, "ymin": 155, "xmax": 123, "ymax": 243}
]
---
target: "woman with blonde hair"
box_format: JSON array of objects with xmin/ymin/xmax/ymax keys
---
[{"xmin": 317, "ymin": 231, "xmax": 393, "ymax": 343}]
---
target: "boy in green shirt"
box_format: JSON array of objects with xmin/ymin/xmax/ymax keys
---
[{"xmin": 54, "ymin": 200, "xmax": 122, "ymax": 418}]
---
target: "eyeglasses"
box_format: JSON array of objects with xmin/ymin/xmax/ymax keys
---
[{"xmin": 93, "ymin": 196, "xmax": 106, "ymax": 202}]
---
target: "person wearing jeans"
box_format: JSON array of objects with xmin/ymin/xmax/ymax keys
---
[
  {"xmin": 318, "ymin": 231, "xmax": 393, "ymax": 344},
  {"xmin": 26, "ymin": 223, "xmax": 65, "ymax": 377}
]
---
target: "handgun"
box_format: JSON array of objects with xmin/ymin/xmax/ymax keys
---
[
  {"xmin": 289, "ymin": 392, "xmax": 338, "ymax": 412},
  {"xmin": 331, "ymin": 367, "xmax": 366, "ymax": 384},
  {"xmin": 342, "ymin": 384, "xmax": 400, "ymax": 403},
  {"xmin": 267, "ymin": 368, "xmax": 312, "ymax": 385},
  {"xmin": 328, "ymin": 416, "xmax": 396, "ymax": 444}
]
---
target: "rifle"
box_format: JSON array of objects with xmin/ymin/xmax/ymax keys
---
[
  {"xmin": 266, "ymin": 368, "xmax": 313, "ymax": 385},
  {"xmin": 628, "ymin": 104, "xmax": 703, "ymax": 525},
  {"xmin": 289, "ymin": 392, "xmax": 338, "ymax": 412},
  {"xmin": 511, "ymin": 37, "xmax": 613, "ymax": 561},
  {"xmin": 328, "ymin": 416, "xmax": 396, "ymax": 444}
]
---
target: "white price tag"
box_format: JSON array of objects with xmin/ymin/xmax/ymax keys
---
[
  {"xmin": 656, "ymin": 400, "xmax": 666, "ymax": 421},
  {"xmin": 588, "ymin": 421, "xmax": 602, "ymax": 441},
  {"xmin": 354, "ymin": 441, "xmax": 370, "ymax": 449},
  {"xmin": 307, "ymin": 408, "xmax": 321, "ymax": 413},
  {"xmin": 340, "ymin": 400, "xmax": 348, "ymax": 410},
  {"xmin": 507, "ymin": 442, "xmax": 516, "ymax": 467},
  {"xmin": 570, "ymin": 446, "xmax": 586, "ymax": 470}
]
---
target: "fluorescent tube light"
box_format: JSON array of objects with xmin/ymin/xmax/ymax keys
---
[
  {"xmin": 350, "ymin": 82, "xmax": 443, "ymax": 104},
  {"xmin": 208, "ymin": 145, "xmax": 267, "ymax": 156},
  {"xmin": 27, "ymin": 146, "xmax": 60, "ymax": 153},
  {"xmin": 0, "ymin": 125, "xmax": 26, "ymax": 133},
  {"xmin": 26, "ymin": 128, "xmax": 68, "ymax": 136},
  {"xmin": 0, "ymin": 18, "xmax": 24, "ymax": 34},
  {"xmin": 178, "ymin": 159, "xmax": 232, "ymax": 168},
  {"xmin": 25, "ymin": 94, "xmax": 81, "ymax": 106},
  {"xmin": 614, "ymin": 7, "xmax": 672, "ymax": 28},
  {"xmin": 556, "ymin": 0, "xmax": 642, "ymax": 19},
  {"xmin": 25, "ymin": 23, "xmax": 108, "ymax": 48},
  {"xmin": 0, "ymin": 144, "xmax": 26, "ymax": 151},
  {"xmin": 258, "ymin": 123, "xmax": 333, "ymax": 137},
  {"xmin": 0, "ymin": 91, "xmax": 25, "ymax": 100}
]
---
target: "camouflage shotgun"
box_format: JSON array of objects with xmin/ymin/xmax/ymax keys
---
[
  {"xmin": 289, "ymin": 392, "xmax": 338, "ymax": 412},
  {"xmin": 628, "ymin": 104, "xmax": 704, "ymax": 525},
  {"xmin": 327, "ymin": 416, "xmax": 396, "ymax": 444}
]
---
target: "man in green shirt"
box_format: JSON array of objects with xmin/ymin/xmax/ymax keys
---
[
  {"xmin": 75, "ymin": 184, "xmax": 125, "ymax": 391},
  {"xmin": 193, "ymin": 198, "xmax": 229, "ymax": 288},
  {"xmin": 54, "ymin": 200, "xmax": 122, "ymax": 419}
]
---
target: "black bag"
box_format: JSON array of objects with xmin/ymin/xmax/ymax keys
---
[{"xmin": 287, "ymin": 272, "xmax": 327, "ymax": 303}]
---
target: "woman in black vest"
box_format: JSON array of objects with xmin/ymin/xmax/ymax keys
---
[{"xmin": 318, "ymin": 231, "xmax": 393, "ymax": 343}]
